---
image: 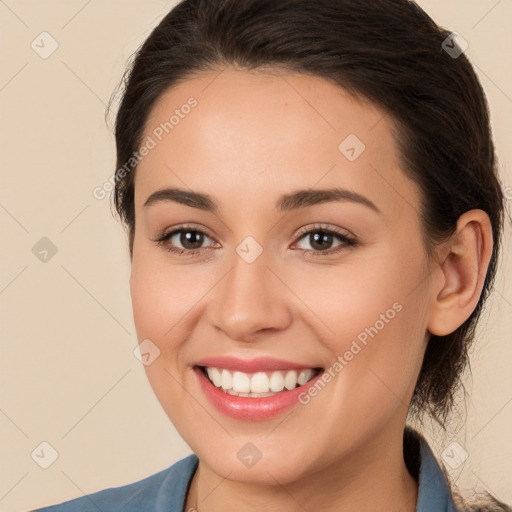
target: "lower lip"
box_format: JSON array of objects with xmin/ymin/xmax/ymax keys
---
[{"xmin": 195, "ymin": 367, "xmax": 322, "ymax": 421}]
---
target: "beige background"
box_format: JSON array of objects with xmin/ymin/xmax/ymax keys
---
[{"xmin": 0, "ymin": 1, "xmax": 511, "ymax": 510}]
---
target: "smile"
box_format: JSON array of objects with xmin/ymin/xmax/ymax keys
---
[
  {"xmin": 202, "ymin": 367, "xmax": 318, "ymax": 397},
  {"xmin": 193, "ymin": 357, "xmax": 324, "ymax": 420}
]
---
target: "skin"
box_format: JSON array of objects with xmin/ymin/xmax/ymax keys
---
[{"xmin": 129, "ymin": 68, "xmax": 493, "ymax": 512}]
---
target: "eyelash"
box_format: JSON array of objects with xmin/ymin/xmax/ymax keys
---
[{"xmin": 152, "ymin": 223, "xmax": 358, "ymax": 259}]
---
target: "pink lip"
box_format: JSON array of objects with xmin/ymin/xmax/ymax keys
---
[
  {"xmin": 194, "ymin": 366, "xmax": 323, "ymax": 421},
  {"xmin": 195, "ymin": 356, "xmax": 316, "ymax": 373}
]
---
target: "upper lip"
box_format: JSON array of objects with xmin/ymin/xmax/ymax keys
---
[{"xmin": 195, "ymin": 356, "xmax": 322, "ymax": 373}]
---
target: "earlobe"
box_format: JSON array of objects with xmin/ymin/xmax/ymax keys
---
[{"xmin": 427, "ymin": 209, "xmax": 493, "ymax": 337}]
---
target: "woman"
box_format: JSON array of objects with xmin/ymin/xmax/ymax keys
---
[{"xmin": 35, "ymin": 0, "xmax": 510, "ymax": 510}]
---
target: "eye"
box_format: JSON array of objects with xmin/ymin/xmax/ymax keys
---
[
  {"xmin": 152, "ymin": 223, "xmax": 357, "ymax": 259},
  {"xmin": 152, "ymin": 224, "xmax": 218, "ymax": 257},
  {"xmin": 293, "ymin": 224, "xmax": 357, "ymax": 258}
]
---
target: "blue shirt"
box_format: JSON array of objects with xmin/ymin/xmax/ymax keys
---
[{"xmin": 34, "ymin": 428, "xmax": 458, "ymax": 511}]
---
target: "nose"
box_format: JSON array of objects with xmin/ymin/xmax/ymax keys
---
[{"xmin": 206, "ymin": 247, "xmax": 292, "ymax": 343}]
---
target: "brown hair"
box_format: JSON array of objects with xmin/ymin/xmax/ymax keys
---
[{"xmin": 108, "ymin": 1, "xmax": 508, "ymax": 509}]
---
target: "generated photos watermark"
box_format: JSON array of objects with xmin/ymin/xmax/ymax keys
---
[
  {"xmin": 93, "ymin": 97, "xmax": 198, "ymax": 200},
  {"xmin": 298, "ymin": 301, "xmax": 403, "ymax": 405}
]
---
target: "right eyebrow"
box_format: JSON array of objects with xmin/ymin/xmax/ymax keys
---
[{"xmin": 143, "ymin": 187, "xmax": 218, "ymax": 213}]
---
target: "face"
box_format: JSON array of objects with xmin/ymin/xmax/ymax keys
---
[{"xmin": 130, "ymin": 68, "xmax": 434, "ymax": 484}]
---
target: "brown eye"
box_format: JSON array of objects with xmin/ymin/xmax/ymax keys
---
[
  {"xmin": 307, "ymin": 231, "xmax": 337, "ymax": 251},
  {"xmin": 293, "ymin": 225, "xmax": 357, "ymax": 258},
  {"xmin": 174, "ymin": 230, "xmax": 206, "ymax": 250},
  {"xmin": 152, "ymin": 225, "xmax": 217, "ymax": 256}
]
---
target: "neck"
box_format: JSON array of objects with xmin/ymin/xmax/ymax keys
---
[{"xmin": 185, "ymin": 426, "xmax": 419, "ymax": 512}]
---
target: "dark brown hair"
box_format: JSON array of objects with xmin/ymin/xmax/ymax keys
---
[{"xmin": 108, "ymin": 0, "xmax": 508, "ymax": 509}]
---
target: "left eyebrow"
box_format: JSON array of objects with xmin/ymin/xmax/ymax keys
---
[
  {"xmin": 276, "ymin": 187, "xmax": 380, "ymax": 213},
  {"xmin": 142, "ymin": 186, "xmax": 380, "ymax": 213}
]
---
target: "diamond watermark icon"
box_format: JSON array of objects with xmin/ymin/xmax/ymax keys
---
[
  {"xmin": 441, "ymin": 441, "xmax": 468, "ymax": 469},
  {"xmin": 236, "ymin": 236, "xmax": 263, "ymax": 263},
  {"xmin": 31, "ymin": 441, "xmax": 59, "ymax": 469},
  {"xmin": 237, "ymin": 442, "xmax": 262, "ymax": 468},
  {"xmin": 133, "ymin": 338, "xmax": 161, "ymax": 366},
  {"xmin": 442, "ymin": 32, "xmax": 468, "ymax": 59},
  {"xmin": 338, "ymin": 134, "xmax": 366, "ymax": 161},
  {"xmin": 31, "ymin": 31, "xmax": 59, "ymax": 59},
  {"xmin": 32, "ymin": 237, "xmax": 58, "ymax": 263}
]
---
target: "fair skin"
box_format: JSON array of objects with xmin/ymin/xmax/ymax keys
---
[{"xmin": 129, "ymin": 68, "xmax": 492, "ymax": 512}]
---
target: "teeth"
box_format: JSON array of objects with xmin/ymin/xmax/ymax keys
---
[
  {"xmin": 284, "ymin": 370, "xmax": 298, "ymax": 390},
  {"xmin": 232, "ymin": 371, "xmax": 251, "ymax": 393},
  {"xmin": 206, "ymin": 367, "xmax": 222, "ymax": 387},
  {"xmin": 251, "ymin": 372, "xmax": 270, "ymax": 393},
  {"xmin": 269, "ymin": 371, "xmax": 285, "ymax": 392},
  {"xmin": 204, "ymin": 367, "xmax": 315, "ymax": 395},
  {"xmin": 297, "ymin": 369, "xmax": 311, "ymax": 386},
  {"xmin": 221, "ymin": 369, "xmax": 233, "ymax": 390}
]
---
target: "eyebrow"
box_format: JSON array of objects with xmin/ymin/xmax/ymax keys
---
[{"xmin": 143, "ymin": 186, "xmax": 380, "ymax": 213}]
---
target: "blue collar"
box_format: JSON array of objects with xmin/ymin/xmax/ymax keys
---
[
  {"xmin": 35, "ymin": 428, "xmax": 459, "ymax": 511},
  {"xmin": 413, "ymin": 430, "xmax": 459, "ymax": 511},
  {"xmin": 161, "ymin": 428, "xmax": 458, "ymax": 511}
]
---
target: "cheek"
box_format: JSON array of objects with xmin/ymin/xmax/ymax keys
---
[
  {"xmin": 298, "ymin": 242, "xmax": 429, "ymax": 408},
  {"xmin": 290, "ymin": 242, "xmax": 426, "ymax": 348},
  {"xmin": 129, "ymin": 249, "xmax": 198, "ymax": 427},
  {"xmin": 129, "ymin": 246, "xmax": 203, "ymax": 348},
  {"xmin": 325, "ymin": 298, "xmax": 428, "ymax": 453}
]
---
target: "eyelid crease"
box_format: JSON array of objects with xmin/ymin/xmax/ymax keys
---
[{"xmin": 151, "ymin": 222, "xmax": 358, "ymax": 259}]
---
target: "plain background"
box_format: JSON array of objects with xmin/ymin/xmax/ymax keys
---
[{"xmin": 0, "ymin": 1, "xmax": 511, "ymax": 510}]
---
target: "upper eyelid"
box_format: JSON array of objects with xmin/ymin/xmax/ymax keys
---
[
  {"xmin": 159, "ymin": 224, "xmax": 355, "ymax": 247},
  {"xmin": 294, "ymin": 223, "xmax": 355, "ymax": 239}
]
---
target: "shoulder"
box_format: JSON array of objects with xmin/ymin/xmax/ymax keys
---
[
  {"xmin": 33, "ymin": 454, "xmax": 199, "ymax": 512},
  {"xmin": 406, "ymin": 427, "xmax": 511, "ymax": 512}
]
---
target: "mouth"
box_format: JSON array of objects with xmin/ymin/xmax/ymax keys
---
[
  {"xmin": 199, "ymin": 366, "xmax": 322, "ymax": 397},
  {"xmin": 193, "ymin": 358, "xmax": 324, "ymax": 420}
]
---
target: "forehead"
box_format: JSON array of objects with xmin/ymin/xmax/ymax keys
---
[{"xmin": 134, "ymin": 68, "xmax": 420, "ymax": 218}]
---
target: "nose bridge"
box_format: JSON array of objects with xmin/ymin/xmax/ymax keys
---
[{"xmin": 209, "ymin": 236, "xmax": 291, "ymax": 341}]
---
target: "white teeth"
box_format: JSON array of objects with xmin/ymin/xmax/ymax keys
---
[
  {"xmin": 207, "ymin": 367, "xmax": 222, "ymax": 387},
  {"xmin": 298, "ymin": 369, "xmax": 313, "ymax": 386},
  {"xmin": 284, "ymin": 370, "xmax": 298, "ymax": 390},
  {"xmin": 232, "ymin": 371, "xmax": 251, "ymax": 393},
  {"xmin": 269, "ymin": 371, "xmax": 285, "ymax": 392},
  {"xmin": 204, "ymin": 366, "xmax": 316, "ymax": 396},
  {"xmin": 221, "ymin": 369, "xmax": 233, "ymax": 390},
  {"xmin": 226, "ymin": 389, "xmax": 275, "ymax": 397},
  {"xmin": 251, "ymin": 372, "xmax": 270, "ymax": 393}
]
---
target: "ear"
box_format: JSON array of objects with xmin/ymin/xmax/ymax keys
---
[{"xmin": 427, "ymin": 209, "xmax": 493, "ymax": 336}]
